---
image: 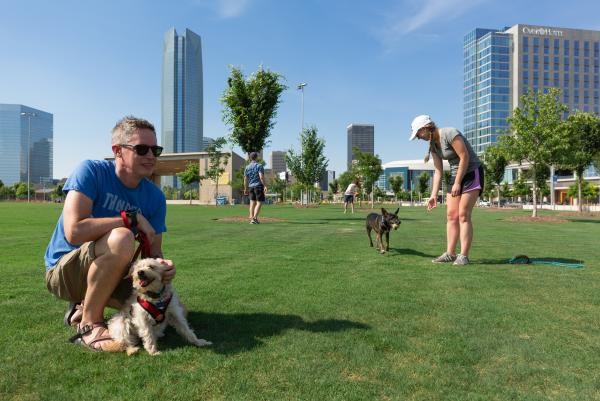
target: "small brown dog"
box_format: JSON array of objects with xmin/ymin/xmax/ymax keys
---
[
  {"xmin": 366, "ymin": 208, "xmax": 401, "ymax": 254},
  {"xmin": 108, "ymin": 258, "xmax": 212, "ymax": 355}
]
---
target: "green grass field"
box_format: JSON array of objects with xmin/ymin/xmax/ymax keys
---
[{"xmin": 1, "ymin": 202, "xmax": 599, "ymax": 401}]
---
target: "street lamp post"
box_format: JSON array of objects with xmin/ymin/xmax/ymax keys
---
[
  {"xmin": 20, "ymin": 111, "xmax": 36, "ymax": 203},
  {"xmin": 297, "ymin": 82, "xmax": 307, "ymax": 132},
  {"xmin": 297, "ymin": 82, "xmax": 307, "ymax": 204}
]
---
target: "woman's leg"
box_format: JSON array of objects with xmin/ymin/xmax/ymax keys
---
[
  {"xmin": 457, "ymin": 191, "xmax": 480, "ymax": 257},
  {"xmin": 445, "ymin": 193, "xmax": 460, "ymax": 255}
]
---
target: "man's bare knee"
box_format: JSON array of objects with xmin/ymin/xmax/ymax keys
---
[{"xmin": 96, "ymin": 227, "xmax": 136, "ymax": 265}]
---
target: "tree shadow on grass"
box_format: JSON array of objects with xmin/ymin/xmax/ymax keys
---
[
  {"xmin": 161, "ymin": 312, "xmax": 370, "ymax": 355},
  {"xmin": 566, "ymin": 218, "xmax": 600, "ymax": 224}
]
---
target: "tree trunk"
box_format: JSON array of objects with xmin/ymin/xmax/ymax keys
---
[
  {"xmin": 577, "ymin": 173, "xmax": 583, "ymax": 213},
  {"xmin": 496, "ymin": 186, "xmax": 501, "ymax": 207},
  {"xmin": 531, "ymin": 176, "xmax": 538, "ymax": 217},
  {"xmin": 215, "ymin": 180, "xmax": 219, "ymax": 206}
]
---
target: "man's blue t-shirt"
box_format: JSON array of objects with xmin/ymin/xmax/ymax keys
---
[
  {"xmin": 244, "ymin": 161, "xmax": 264, "ymax": 188},
  {"xmin": 44, "ymin": 160, "xmax": 167, "ymax": 270}
]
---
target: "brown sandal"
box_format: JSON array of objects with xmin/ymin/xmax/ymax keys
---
[
  {"xmin": 69, "ymin": 322, "xmax": 120, "ymax": 352},
  {"xmin": 64, "ymin": 302, "xmax": 83, "ymax": 327}
]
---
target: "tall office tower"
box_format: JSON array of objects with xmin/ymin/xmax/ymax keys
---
[
  {"xmin": 270, "ymin": 151, "xmax": 287, "ymax": 175},
  {"xmin": 347, "ymin": 124, "xmax": 374, "ymax": 170},
  {"xmin": 0, "ymin": 104, "xmax": 53, "ymax": 186},
  {"xmin": 161, "ymin": 27, "xmax": 203, "ymax": 187},
  {"xmin": 464, "ymin": 24, "xmax": 600, "ymax": 155}
]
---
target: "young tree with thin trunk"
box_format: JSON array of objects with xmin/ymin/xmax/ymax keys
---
[
  {"xmin": 499, "ymin": 88, "xmax": 568, "ymax": 217},
  {"xmin": 483, "ymin": 145, "xmax": 508, "ymax": 207},
  {"xmin": 199, "ymin": 137, "xmax": 230, "ymax": 205},
  {"xmin": 555, "ymin": 111, "xmax": 600, "ymax": 212},
  {"xmin": 352, "ymin": 147, "xmax": 383, "ymax": 208},
  {"xmin": 177, "ymin": 162, "xmax": 200, "ymax": 204},
  {"xmin": 286, "ymin": 126, "xmax": 328, "ymax": 204},
  {"xmin": 221, "ymin": 66, "xmax": 287, "ymax": 155},
  {"xmin": 389, "ymin": 175, "xmax": 404, "ymax": 203}
]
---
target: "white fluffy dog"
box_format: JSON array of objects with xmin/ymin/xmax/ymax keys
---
[{"xmin": 108, "ymin": 258, "xmax": 212, "ymax": 355}]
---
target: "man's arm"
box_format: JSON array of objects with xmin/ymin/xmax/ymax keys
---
[
  {"xmin": 259, "ymin": 171, "xmax": 267, "ymax": 192},
  {"xmin": 62, "ymin": 190, "xmax": 125, "ymax": 245}
]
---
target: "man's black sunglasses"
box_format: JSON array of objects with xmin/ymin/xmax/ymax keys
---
[{"xmin": 120, "ymin": 144, "xmax": 163, "ymax": 157}]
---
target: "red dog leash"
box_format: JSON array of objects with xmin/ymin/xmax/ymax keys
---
[{"xmin": 121, "ymin": 210, "xmax": 152, "ymax": 259}]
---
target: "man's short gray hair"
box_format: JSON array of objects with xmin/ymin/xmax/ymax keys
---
[{"xmin": 111, "ymin": 116, "xmax": 156, "ymax": 145}]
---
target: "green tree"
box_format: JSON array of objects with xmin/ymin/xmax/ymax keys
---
[
  {"xmin": 388, "ymin": 175, "xmax": 404, "ymax": 202},
  {"xmin": 162, "ymin": 186, "xmax": 175, "ymax": 200},
  {"xmin": 417, "ymin": 172, "xmax": 430, "ymax": 201},
  {"xmin": 328, "ymin": 179, "xmax": 339, "ymax": 194},
  {"xmin": 499, "ymin": 88, "xmax": 568, "ymax": 217},
  {"xmin": 267, "ymin": 176, "xmax": 286, "ymax": 202},
  {"xmin": 54, "ymin": 183, "xmax": 64, "ymax": 201},
  {"xmin": 199, "ymin": 137, "xmax": 230, "ymax": 205},
  {"xmin": 286, "ymin": 126, "xmax": 328, "ymax": 204},
  {"xmin": 221, "ymin": 66, "xmax": 287, "ymax": 155},
  {"xmin": 0, "ymin": 185, "xmax": 15, "ymax": 200},
  {"xmin": 337, "ymin": 171, "xmax": 357, "ymax": 196},
  {"xmin": 177, "ymin": 162, "xmax": 200, "ymax": 204},
  {"xmin": 483, "ymin": 145, "xmax": 508, "ymax": 207},
  {"xmin": 512, "ymin": 173, "xmax": 530, "ymax": 201},
  {"xmin": 567, "ymin": 180, "xmax": 599, "ymax": 205},
  {"xmin": 14, "ymin": 182, "xmax": 31, "ymax": 200},
  {"xmin": 555, "ymin": 111, "xmax": 600, "ymax": 212},
  {"xmin": 352, "ymin": 147, "xmax": 383, "ymax": 208}
]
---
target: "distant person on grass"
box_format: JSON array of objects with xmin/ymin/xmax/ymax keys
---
[
  {"xmin": 44, "ymin": 116, "xmax": 175, "ymax": 351},
  {"xmin": 243, "ymin": 151, "xmax": 268, "ymax": 224},
  {"xmin": 410, "ymin": 114, "xmax": 484, "ymax": 266},
  {"xmin": 343, "ymin": 179, "xmax": 360, "ymax": 214}
]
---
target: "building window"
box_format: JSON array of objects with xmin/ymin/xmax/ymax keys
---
[
  {"xmin": 533, "ymin": 37, "xmax": 540, "ymax": 54},
  {"xmin": 584, "ymin": 41, "xmax": 590, "ymax": 57},
  {"xmin": 564, "ymin": 40, "xmax": 570, "ymax": 56},
  {"xmin": 523, "ymin": 36, "xmax": 529, "ymax": 53},
  {"xmin": 574, "ymin": 40, "xmax": 580, "ymax": 57}
]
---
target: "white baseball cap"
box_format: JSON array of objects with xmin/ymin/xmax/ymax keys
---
[{"xmin": 410, "ymin": 114, "xmax": 433, "ymax": 141}]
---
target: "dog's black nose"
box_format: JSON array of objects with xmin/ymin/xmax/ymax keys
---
[{"xmin": 138, "ymin": 271, "xmax": 146, "ymax": 279}]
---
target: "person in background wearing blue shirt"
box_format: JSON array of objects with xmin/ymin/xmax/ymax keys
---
[
  {"xmin": 243, "ymin": 152, "xmax": 268, "ymax": 224},
  {"xmin": 44, "ymin": 116, "xmax": 176, "ymax": 351}
]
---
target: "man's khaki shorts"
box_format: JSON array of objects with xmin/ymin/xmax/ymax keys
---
[{"xmin": 45, "ymin": 241, "xmax": 131, "ymax": 305}]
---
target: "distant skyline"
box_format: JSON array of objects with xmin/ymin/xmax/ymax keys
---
[{"xmin": 2, "ymin": 0, "xmax": 600, "ymax": 179}]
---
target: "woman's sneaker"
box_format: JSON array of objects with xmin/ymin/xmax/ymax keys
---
[
  {"xmin": 453, "ymin": 254, "xmax": 470, "ymax": 266},
  {"xmin": 432, "ymin": 252, "xmax": 456, "ymax": 263}
]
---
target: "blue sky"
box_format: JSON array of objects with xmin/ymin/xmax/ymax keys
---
[{"xmin": 2, "ymin": 0, "xmax": 600, "ymax": 179}]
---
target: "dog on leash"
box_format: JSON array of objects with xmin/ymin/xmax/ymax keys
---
[
  {"xmin": 108, "ymin": 258, "xmax": 212, "ymax": 355},
  {"xmin": 366, "ymin": 208, "xmax": 401, "ymax": 254}
]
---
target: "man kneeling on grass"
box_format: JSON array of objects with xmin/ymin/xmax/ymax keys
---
[{"xmin": 43, "ymin": 116, "xmax": 176, "ymax": 352}]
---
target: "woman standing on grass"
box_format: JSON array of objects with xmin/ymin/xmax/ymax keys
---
[{"xmin": 410, "ymin": 115, "xmax": 484, "ymax": 266}]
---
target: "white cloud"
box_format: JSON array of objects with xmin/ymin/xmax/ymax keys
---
[
  {"xmin": 381, "ymin": 0, "xmax": 487, "ymax": 44},
  {"xmin": 191, "ymin": 0, "xmax": 250, "ymax": 19},
  {"xmin": 216, "ymin": 0, "xmax": 250, "ymax": 18}
]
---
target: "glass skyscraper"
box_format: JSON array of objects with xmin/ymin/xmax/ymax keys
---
[
  {"xmin": 0, "ymin": 104, "xmax": 53, "ymax": 186},
  {"xmin": 347, "ymin": 124, "xmax": 374, "ymax": 170},
  {"xmin": 161, "ymin": 28, "xmax": 203, "ymax": 187},
  {"xmin": 464, "ymin": 24, "xmax": 600, "ymax": 155}
]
